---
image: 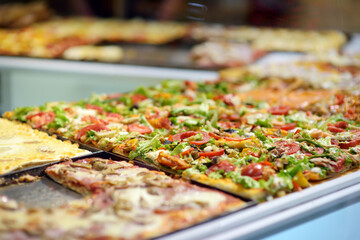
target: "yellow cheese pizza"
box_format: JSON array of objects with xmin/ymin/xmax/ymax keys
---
[{"xmin": 0, "ymin": 118, "xmax": 90, "ymax": 174}]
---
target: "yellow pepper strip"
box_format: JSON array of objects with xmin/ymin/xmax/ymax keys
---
[{"xmin": 293, "ymin": 171, "xmax": 309, "ymax": 188}]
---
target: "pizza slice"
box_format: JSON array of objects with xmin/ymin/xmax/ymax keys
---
[{"xmin": 0, "ymin": 118, "xmax": 90, "ymax": 174}]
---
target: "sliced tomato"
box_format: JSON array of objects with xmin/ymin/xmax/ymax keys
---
[
  {"xmin": 185, "ymin": 80, "xmax": 197, "ymax": 90},
  {"xmin": 76, "ymin": 124, "xmax": 110, "ymax": 140},
  {"xmin": 334, "ymin": 121, "xmax": 348, "ymax": 129},
  {"xmin": 26, "ymin": 112, "xmax": 56, "ymax": 129},
  {"xmin": 292, "ymin": 180, "xmax": 302, "ymax": 192},
  {"xmin": 303, "ymin": 147, "xmax": 324, "ymax": 156},
  {"xmin": 218, "ymin": 121, "xmax": 242, "ymax": 129},
  {"xmin": 85, "ymin": 104, "xmax": 104, "ymax": 114},
  {"xmin": 105, "ymin": 112, "xmax": 124, "ymax": 122},
  {"xmin": 131, "ymin": 94, "xmax": 147, "ymax": 105},
  {"xmin": 206, "ymin": 160, "xmax": 236, "ymax": 175},
  {"xmin": 157, "ymin": 152, "xmax": 190, "ymax": 170},
  {"xmin": 268, "ymin": 105, "xmax": 291, "ymax": 115},
  {"xmin": 209, "ymin": 132, "xmax": 221, "ymax": 140},
  {"xmin": 224, "ymin": 136, "xmax": 250, "ymax": 142},
  {"xmin": 335, "ymin": 93, "xmax": 345, "ymax": 105},
  {"xmin": 259, "ymin": 160, "xmax": 273, "ymax": 166},
  {"xmin": 331, "ymin": 139, "xmax": 339, "ymax": 146},
  {"xmin": 147, "ymin": 116, "xmax": 172, "ymax": 130},
  {"xmin": 220, "ymin": 113, "xmax": 240, "ymax": 121},
  {"xmin": 213, "ymin": 94, "xmax": 234, "ymax": 106},
  {"xmin": 275, "ymin": 122, "xmax": 297, "ymax": 131},
  {"xmin": 199, "ymin": 149, "xmax": 225, "ymax": 157},
  {"xmin": 241, "ymin": 163, "xmax": 263, "ymax": 178},
  {"xmin": 172, "ymin": 131, "xmax": 210, "ymax": 145},
  {"xmin": 127, "ymin": 123, "xmax": 152, "ymax": 134},
  {"xmin": 334, "ymin": 157, "xmax": 346, "ymax": 173},
  {"xmin": 327, "ymin": 124, "xmax": 345, "ymax": 133},
  {"xmin": 274, "ymin": 140, "xmax": 300, "ymax": 155},
  {"xmin": 82, "ymin": 115, "xmax": 108, "ymax": 125},
  {"xmin": 339, "ymin": 138, "xmax": 360, "ymax": 149}
]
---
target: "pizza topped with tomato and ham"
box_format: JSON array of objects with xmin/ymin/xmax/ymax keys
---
[
  {"xmin": 0, "ymin": 157, "xmax": 244, "ymax": 239},
  {"xmin": 3, "ymin": 78, "xmax": 360, "ymax": 201}
]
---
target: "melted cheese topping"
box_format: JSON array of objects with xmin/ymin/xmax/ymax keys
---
[{"xmin": 0, "ymin": 118, "xmax": 90, "ymax": 174}]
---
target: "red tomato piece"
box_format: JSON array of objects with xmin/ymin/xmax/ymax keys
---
[
  {"xmin": 26, "ymin": 112, "xmax": 56, "ymax": 129},
  {"xmin": 131, "ymin": 94, "xmax": 147, "ymax": 105},
  {"xmin": 209, "ymin": 132, "xmax": 221, "ymax": 140},
  {"xmin": 206, "ymin": 160, "xmax": 236, "ymax": 175},
  {"xmin": 199, "ymin": 149, "xmax": 225, "ymax": 157},
  {"xmin": 224, "ymin": 137, "xmax": 250, "ymax": 142},
  {"xmin": 274, "ymin": 140, "xmax": 300, "ymax": 155},
  {"xmin": 218, "ymin": 121, "xmax": 242, "ymax": 129},
  {"xmin": 260, "ymin": 161, "xmax": 273, "ymax": 167},
  {"xmin": 335, "ymin": 93, "xmax": 345, "ymax": 105},
  {"xmin": 82, "ymin": 115, "xmax": 108, "ymax": 125},
  {"xmin": 172, "ymin": 131, "xmax": 210, "ymax": 145},
  {"xmin": 268, "ymin": 106, "xmax": 291, "ymax": 115},
  {"xmin": 327, "ymin": 124, "xmax": 345, "ymax": 133},
  {"xmin": 275, "ymin": 122, "xmax": 297, "ymax": 131},
  {"xmin": 334, "ymin": 157, "xmax": 346, "ymax": 173},
  {"xmin": 241, "ymin": 163, "xmax": 264, "ymax": 178},
  {"xmin": 76, "ymin": 124, "xmax": 110, "ymax": 140},
  {"xmin": 105, "ymin": 113, "xmax": 124, "ymax": 123},
  {"xmin": 221, "ymin": 113, "xmax": 240, "ymax": 121},
  {"xmin": 334, "ymin": 121, "xmax": 348, "ymax": 129},
  {"xmin": 127, "ymin": 123, "xmax": 152, "ymax": 134},
  {"xmin": 292, "ymin": 180, "xmax": 302, "ymax": 192},
  {"xmin": 339, "ymin": 138, "xmax": 360, "ymax": 149},
  {"xmin": 85, "ymin": 104, "xmax": 104, "ymax": 114},
  {"xmin": 329, "ymin": 140, "xmax": 338, "ymax": 148}
]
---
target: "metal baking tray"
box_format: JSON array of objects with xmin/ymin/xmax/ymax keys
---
[{"xmin": 0, "ymin": 151, "xmax": 257, "ymax": 239}]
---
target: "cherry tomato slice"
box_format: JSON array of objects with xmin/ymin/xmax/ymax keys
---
[
  {"xmin": 82, "ymin": 115, "xmax": 108, "ymax": 125},
  {"xmin": 206, "ymin": 160, "xmax": 236, "ymax": 175},
  {"xmin": 260, "ymin": 161, "xmax": 273, "ymax": 167},
  {"xmin": 268, "ymin": 106, "xmax": 291, "ymax": 115},
  {"xmin": 105, "ymin": 113, "xmax": 124, "ymax": 122},
  {"xmin": 241, "ymin": 163, "xmax": 264, "ymax": 178},
  {"xmin": 275, "ymin": 122, "xmax": 297, "ymax": 131},
  {"xmin": 334, "ymin": 157, "xmax": 346, "ymax": 173},
  {"xmin": 292, "ymin": 180, "xmax": 302, "ymax": 192},
  {"xmin": 327, "ymin": 125, "xmax": 345, "ymax": 133},
  {"xmin": 131, "ymin": 94, "xmax": 147, "ymax": 105},
  {"xmin": 85, "ymin": 104, "xmax": 104, "ymax": 114},
  {"xmin": 331, "ymin": 139, "xmax": 339, "ymax": 146},
  {"xmin": 220, "ymin": 113, "xmax": 240, "ymax": 121},
  {"xmin": 339, "ymin": 138, "xmax": 360, "ymax": 149},
  {"xmin": 274, "ymin": 140, "xmax": 300, "ymax": 155},
  {"xmin": 209, "ymin": 132, "xmax": 222, "ymax": 140},
  {"xmin": 335, "ymin": 93, "xmax": 345, "ymax": 105},
  {"xmin": 334, "ymin": 121, "xmax": 348, "ymax": 129},
  {"xmin": 76, "ymin": 124, "xmax": 110, "ymax": 140},
  {"xmin": 127, "ymin": 123, "xmax": 152, "ymax": 134},
  {"xmin": 26, "ymin": 112, "xmax": 56, "ymax": 129},
  {"xmin": 224, "ymin": 137, "xmax": 250, "ymax": 142},
  {"xmin": 199, "ymin": 149, "xmax": 225, "ymax": 157},
  {"xmin": 172, "ymin": 131, "xmax": 210, "ymax": 145}
]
